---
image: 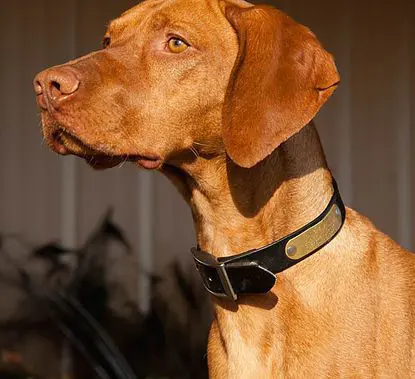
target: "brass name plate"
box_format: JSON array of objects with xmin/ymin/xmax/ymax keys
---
[{"xmin": 285, "ymin": 204, "xmax": 342, "ymax": 261}]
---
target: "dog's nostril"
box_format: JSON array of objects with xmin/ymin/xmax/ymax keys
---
[
  {"xmin": 50, "ymin": 80, "xmax": 62, "ymax": 99},
  {"xmin": 51, "ymin": 81, "xmax": 61, "ymax": 91}
]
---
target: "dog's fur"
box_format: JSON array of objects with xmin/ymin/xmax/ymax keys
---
[{"xmin": 34, "ymin": 0, "xmax": 415, "ymax": 377}]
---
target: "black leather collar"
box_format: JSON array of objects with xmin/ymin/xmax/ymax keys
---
[{"xmin": 191, "ymin": 179, "xmax": 346, "ymax": 300}]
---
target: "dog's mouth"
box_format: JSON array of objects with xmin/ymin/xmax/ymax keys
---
[{"xmin": 50, "ymin": 129, "xmax": 163, "ymax": 170}]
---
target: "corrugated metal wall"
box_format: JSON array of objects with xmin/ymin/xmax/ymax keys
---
[{"xmin": 0, "ymin": 0, "xmax": 413, "ymax": 291}]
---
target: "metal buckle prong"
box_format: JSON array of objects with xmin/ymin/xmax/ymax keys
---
[{"xmin": 216, "ymin": 264, "xmax": 237, "ymax": 301}]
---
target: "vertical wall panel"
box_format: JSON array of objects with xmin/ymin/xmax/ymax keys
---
[
  {"xmin": 1, "ymin": 0, "xmax": 75, "ymax": 243},
  {"xmin": 350, "ymin": 0, "xmax": 409, "ymax": 245},
  {"xmin": 153, "ymin": 175, "xmax": 195, "ymax": 272},
  {"xmin": 410, "ymin": 0, "xmax": 415, "ymax": 249},
  {"xmin": 396, "ymin": 1, "xmax": 412, "ymax": 248},
  {"xmin": 0, "ymin": 1, "xmax": 24, "ymax": 234}
]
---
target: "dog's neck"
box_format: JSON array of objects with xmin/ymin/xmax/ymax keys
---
[
  {"xmin": 166, "ymin": 122, "xmax": 334, "ymax": 260},
  {"xmin": 164, "ymin": 122, "xmax": 349, "ymax": 369}
]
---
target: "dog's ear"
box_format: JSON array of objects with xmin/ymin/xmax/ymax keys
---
[{"xmin": 222, "ymin": 5, "xmax": 340, "ymax": 168}]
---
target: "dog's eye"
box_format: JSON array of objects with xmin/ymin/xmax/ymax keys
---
[
  {"xmin": 102, "ymin": 37, "xmax": 111, "ymax": 49},
  {"xmin": 167, "ymin": 37, "xmax": 189, "ymax": 53}
]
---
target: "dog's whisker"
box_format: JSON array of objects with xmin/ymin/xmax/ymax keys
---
[
  {"xmin": 193, "ymin": 141, "xmax": 212, "ymax": 148},
  {"xmin": 189, "ymin": 146, "xmax": 200, "ymax": 159},
  {"xmin": 118, "ymin": 155, "xmax": 129, "ymax": 168}
]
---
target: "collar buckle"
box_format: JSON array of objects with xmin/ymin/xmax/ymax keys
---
[{"xmin": 191, "ymin": 248, "xmax": 238, "ymax": 301}]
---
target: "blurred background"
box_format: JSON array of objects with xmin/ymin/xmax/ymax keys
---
[{"xmin": 0, "ymin": 0, "xmax": 414, "ymax": 378}]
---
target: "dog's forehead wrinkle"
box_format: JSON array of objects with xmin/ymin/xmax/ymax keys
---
[
  {"xmin": 110, "ymin": 0, "xmax": 211, "ymax": 39},
  {"xmin": 109, "ymin": 0, "xmax": 167, "ymax": 36}
]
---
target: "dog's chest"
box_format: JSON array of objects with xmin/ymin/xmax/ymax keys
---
[
  {"xmin": 215, "ymin": 328, "xmax": 275, "ymax": 378},
  {"xmin": 227, "ymin": 331, "xmax": 271, "ymax": 378},
  {"xmin": 210, "ymin": 311, "xmax": 285, "ymax": 378}
]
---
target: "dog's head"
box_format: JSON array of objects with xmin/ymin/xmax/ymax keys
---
[{"xmin": 34, "ymin": 0, "xmax": 339, "ymax": 170}]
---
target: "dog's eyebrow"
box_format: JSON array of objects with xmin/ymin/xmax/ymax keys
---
[
  {"xmin": 147, "ymin": 13, "xmax": 170, "ymax": 30},
  {"xmin": 149, "ymin": 12, "xmax": 208, "ymax": 40},
  {"xmin": 107, "ymin": 0, "xmax": 169, "ymax": 35},
  {"xmin": 107, "ymin": 9, "xmax": 169, "ymax": 37}
]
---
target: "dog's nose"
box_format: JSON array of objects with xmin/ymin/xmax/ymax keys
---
[{"xmin": 34, "ymin": 67, "xmax": 80, "ymax": 109}]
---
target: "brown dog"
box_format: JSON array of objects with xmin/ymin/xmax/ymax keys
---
[{"xmin": 34, "ymin": 0, "xmax": 414, "ymax": 377}]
